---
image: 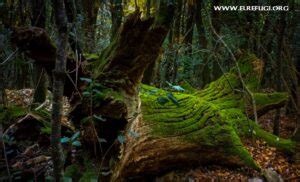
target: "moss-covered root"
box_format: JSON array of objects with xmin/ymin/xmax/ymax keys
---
[{"xmin": 254, "ymin": 126, "xmax": 296, "ymax": 153}]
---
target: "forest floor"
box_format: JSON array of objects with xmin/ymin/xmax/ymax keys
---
[{"xmin": 2, "ymin": 89, "xmax": 300, "ymax": 181}]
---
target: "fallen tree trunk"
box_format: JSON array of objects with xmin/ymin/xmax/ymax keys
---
[{"xmin": 110, "ymin": 53, "xmax": 295, "ymax": 181}]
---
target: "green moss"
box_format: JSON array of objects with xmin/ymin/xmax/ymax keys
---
[
  {"xmin": 93, "ymin": 37, "xmax": 118, "ymax": 78},
  {"xmin": 0, "ymin": 106, "xmax": 27, "ymax": 126},
  {"xmin": 138, "ymin": 52, "xmax": 294, "ymax": 171},
  {"xmin": 255, "ymin": 127, "xmax": 295, "ymax": 153},
  {"xmin": 179, "ymin": 81, "xmax": 198, "ymax": 93},
  {"xmin": 83, "ymin": 53, "xmax": 100, "ymax": 61},
  {"xmin": 253, "ymin": 92, "xmax": 288, "ymax": 106}
]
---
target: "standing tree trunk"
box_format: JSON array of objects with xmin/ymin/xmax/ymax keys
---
[
  {"xmin": 65, "ymin": 0, "xmax": 84, "ymax": 57},
  {"xmin": 82, "ymin": 0, "xmax": 100, "ymax": 52},
  {"xmin": 142, "ymin": 0, "xmax": 175, "ymax": 85},
  {"xmin": 194, "ymin": 0, "xmax": 207, "ymax": 87},
  {"xmin": 292, "ymin": 2, "xmax": 300, "ymax": 164},
  {"xmin": 182, "ymin": 1, "xmax": 195, "ymax": 79},
  {"xmin": 273, "ymin": 12, "xmax": 286, "ymax": 136},
  {"xmin": 51, "ymin": 0, "xmax": 69, "ymax": 180},
  {"xmin": 110, "ymin": 0, "xmax": 123, "ymax": 40},
  {"xmin": 159, "ymin": 0, "xmax": 182, "ymax": 85},
  {"xmin": 30, "ymin": 0, "xmax": 48, "ymax": 105},
  {"xmin": 146, "ymin": 0, "xmax": 151, "ymax": 17},
  {"xmin": 0, "ymin": 64, "xmax": 6, "ymax": 106}
]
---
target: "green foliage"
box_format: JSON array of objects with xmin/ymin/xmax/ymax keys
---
[
  {"xmin": 166, "ymin": 92, "xmax": 180, "ymax": 106},
  {"xmin": 61, "ymin": 131, "xmax": 81, "ymax": 147},
  {"xmin": 128, "ymin": 130, "xmax": 139, "ymax": 138},
  {"xmin": 166, "ymin": 81, "xmax": 185, "ymax": 92},
  {"xmin": 0, "ymin": 106, "xmax": 26, "ymax": 126},
  {"xmin": 157, "ymin": 96, "xmax": 169, "ymax": 105},
  {"xmin": 117, "ymin": 134, "xmax": 126, "ymax": 144},
  {"xmin": 93, "ymin": 114, "xmax": 106, "ymax": 122}
]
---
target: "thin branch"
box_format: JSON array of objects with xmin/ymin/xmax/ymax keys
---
[
  {"xmin": 0, "ymin": 49, "xmax": 18, "ymax": 65},
  {"xmin": 0, "ymin": 124, "xmax": 12, "ymax": 182},
  {"xmin": 208, "ymin": 16, "xmax": 259, "ymax": 124}
]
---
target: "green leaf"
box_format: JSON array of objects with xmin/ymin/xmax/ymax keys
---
[
  {"xmin": 166, "ymin": 81, "xmax": 173, "ymax": 87},
  {"xmin": 13, "ymin": 176, "xmax": 21, "ymax": 180},
  {"xmin": 41, "ymin": 127, "xmax": 51, "ymax": 134},
  {"xmin": 93, "ymin": 114, "xmax": 106, "ymax": 122},
  {"xmin": 157, "ymin": 96, "xmax": 169, "ymax": 105},
  {"xmin": 63, "ymin": 177, "xmax": 72, "ymax": 182},
  {"xmin": 98, "ymin": 138, "xmax": 107, "ymax": 143},
  {"xmin": 72, "ymin": 141, "xmax": 81, "ymax": 147},
  {"xmin": 94, "ymin": 92, "xmax": 105, "ymax": 100},
  {"xmin": 71, "ymin": 131, "xmax": 80, "ymax": 141},
  {"xmin": 166, "ymin": 81, "xmax": 185, "ymax": 92},
  {"xmin": 92, "ymin": 89, "xmax": 102, "ymax": 94},
  {"xmin": 172, "ymin": 85, "xmax": 185, "ymax": 92},
  {"xmin": 148, "ymin": 89, "xmax": 158, "ymax": 95},
  {"xmin": 117, "ymin": 135, "xmax": 126, "ymax": 144},
  {"xmin": 45, "ymin": 176, "xmax": 54, "ymax": 182},
  {"xmin": 82, "ymin": 91, "xmax": 91, "ymax": 96},
  {"xmin": 128, "ymin": 130, "xmax": 139, "ymax": 138},
  {"xmin": 167, "ymin": 93, "xmax": 179, "ymax": 106},
  {"xmin": 94, "ymin": 83, "xmax": 105, "ymax": 89},
  {"xmin": 80, "ymin": 77, "xmax": 92, "ymax": 83},
  {"xmin": 61, "ymin": 137, "xmax": 70, "ymax": 143},
  {"xmin": 101, "ymin": 171, "xmax": 112, "ymax": 176}
]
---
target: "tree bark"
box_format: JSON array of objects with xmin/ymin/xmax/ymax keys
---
[{"xmin": 51, "ymin": 0, "xmax": 69, "ymax": 180}]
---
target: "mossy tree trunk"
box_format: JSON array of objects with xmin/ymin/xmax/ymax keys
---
[
  {"xmin": 110, "ymin": 52, "xmax": 295, "ymax": 181},
  {"xmin": 73, "ymin": 0, "xmax": 175, "ymax": 150}
]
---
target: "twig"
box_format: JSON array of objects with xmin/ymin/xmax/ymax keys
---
[
  {"xmin": 34, "ymin": 100, "xmax": 48, "ymax": 111},
  {"xmin": 0, "ymin": 49, "xmax": 18, "ymax": 65},
  {"xmin": 97, "ymin": 140, "xmax": 117, "ymax": 178},
  {"xmin": 30, "ymin": 68, "xmax": 45, "ymax": 110},
  {"xmin": 0, "ymin": 124, "xmax": 12, "ymax": 182},
  {"xmin": 66, "ymin": 73, "xmax": 82, "ymax": 99}
]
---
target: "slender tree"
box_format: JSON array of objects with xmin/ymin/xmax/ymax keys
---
[
  {"xmin": 110, "ymin": 0, "xmax": 123, "ymax": 40},
  {"xmin": 273, "ymin": 12, "xmax": 287, "ymax": 136},
  {"xmin": 82, "ymin": 0, "xmax": 100, "ymax": 52},
  {"xmin": 51, "ymin": 0, "xmax": 69, "ymax": 180}
]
